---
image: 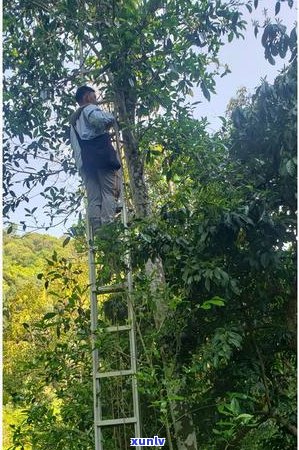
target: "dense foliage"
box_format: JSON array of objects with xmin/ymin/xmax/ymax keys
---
[
  {"xmin": 3, "ymin": 232, "xmax": 89, "ymax": 448},
  {"xmin": 3, "ymin": 0, "xmax": 296, "ymax": 449},
  {"xmin": 4, "ymin": 63, "xmax": 297, "ymax": 449},
  {"xmin": 3, "ymin": 0, "xmax": 296, "ymax": 228}
]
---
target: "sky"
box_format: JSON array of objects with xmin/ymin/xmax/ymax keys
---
[
  {"xmin": 7, "ymin": 1, "xmax": 297, "ymax": 238},
  {"xmin": 193, "ymin": 1, "xmax": 296, "ymax": 131}
]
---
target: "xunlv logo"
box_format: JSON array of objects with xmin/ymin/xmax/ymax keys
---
[{"xmin": 130, "ymin": 436, "xmax": 166, "ymax": 446}]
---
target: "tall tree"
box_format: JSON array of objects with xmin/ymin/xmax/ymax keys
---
[
  {"xmin": 3, "ymin": 1, "xmax": 296, "ymax": 449},
  {"xmin": 4, "ymin": 62, "xmax": 297, "ymax": 449},
  {"xmin": 4, "ymin": 2, "xmax": 250, "ymax": 448},
  {"xmin": 3, "ymin": 0, "xmax": 296, "ymax": 226},
  {"xmin": 4, "ymin": 0, "xmax": 249, "ymax": 225}
]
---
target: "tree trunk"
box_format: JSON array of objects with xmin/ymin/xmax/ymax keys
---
[
  {"xmin": 116, "ymin": 89, "xmax": 150, "ymax": 218},
  {"xmin": 114, "ymin": 85, "xmax": 198, "ymax": 450},
  {"xmin": 169, "ymin": 394, "xmax": 199, "ymax": 450}
]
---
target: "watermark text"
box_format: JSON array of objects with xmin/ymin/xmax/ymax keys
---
[{"xmin": 130, "ymin": 436, "xmax": 165, "ymax": 447}]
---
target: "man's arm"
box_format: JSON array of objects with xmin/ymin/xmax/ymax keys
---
[
  {"xmin": 70, "ymin": 125, "xmax": 83, "ymax": 172},
  {"xmin": 83, "ymin": 105, "xmax": 115, "ymax": 130}
]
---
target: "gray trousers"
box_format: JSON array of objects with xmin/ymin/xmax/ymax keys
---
[{"xmin": 81, "ymin": 167, "xmax": 121, "ymax": 228}]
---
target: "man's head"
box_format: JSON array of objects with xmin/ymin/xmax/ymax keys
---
[{"xmin": 75, "ymin": 86, "xmax": 97, "ymax": 105}]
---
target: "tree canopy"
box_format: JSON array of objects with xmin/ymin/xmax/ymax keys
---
[
  {"xmin": 3, "ymin": 0, "xmax": 297, "ymax": 449},
  {"xmin": 4, "ymin": 62, "xmax": 297, "ymax": 448},
  {"xmin": 3, "ymin": 0, "xmax": 296, "ymax": 229}
]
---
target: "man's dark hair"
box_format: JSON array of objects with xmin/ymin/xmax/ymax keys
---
[{"xmin": 75, "ymin": 86, "xmax": 95, "ymax": 104}]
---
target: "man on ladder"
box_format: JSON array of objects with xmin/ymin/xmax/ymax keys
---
[
  {"xmin": 70, "ymin": 85, "xmax": 121, "ymax": 233},
  {"xmin": 70, "ymin": 85, "xmax": 142, "ymax": 450}
]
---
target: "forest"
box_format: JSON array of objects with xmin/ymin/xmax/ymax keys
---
[{"xmin": 3, "ymin": 0, "xmax": 297, "ymax": 449}]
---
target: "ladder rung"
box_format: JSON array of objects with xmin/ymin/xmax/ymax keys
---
[
  {"xmin": 97, "ymin": 283, "xmax": 127, "ymax": 294},
  {"xmin": 96, "ymin": 369, "xmax": 134, "ymax": 379},
  {"xmin": 97, "ymin": 417, "xmax": 137, "ymax": 427},
  {"xmin": 103, "ymin": 325, "xmax": 132, "ymax": 332}
]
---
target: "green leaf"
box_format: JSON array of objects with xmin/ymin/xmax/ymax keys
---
[
  {"xmin": 3, "ymin": 205, "xmax": 10, "ymax": 215},
  {"xmin": 7, "ymin": 225, "xmax": 13, "ymax": 234},
  {"xmin": 267, "ymin": 53, "xmax": 276, "ymax": 65},
  {"xmin": 236, "ymin": 413, "xmax": 253, "ymax": 422},
  {"xmin": 275, "ymin": 1, "xmax": 281, "ymax": 15},
  {"xmin": 43, "ymin": 312, "xmax": 57, "ymax": 320},
  {"xmin": 290, "ymin": 27, "xmax": 297, "ymax": 45},
  {"xmin": 201, "ymin": 297, "xmax": 226, "ymax": 309},
  {"xmin": 286, "ymin": 159, "xmax": 295, "ymax": 176},
  {"xmin": 230, "ymin": 397, "xmax": 240, "ymax": 414},
  {"xmin": 201, "ymin": 81, "xmax": 211, "ymax": 101},
  {"xmin": 46, "ymin": 259, "xmax": 54, "ymax": 266},
  {"xmin": 63, "ymin": 236, "xmax": 71, "ymax": 247},
  {"xmin": 200, "ymin": 302, "xmax": 212, "ymax": 310},
  {"xmin": 209, "ymin": 298, "xmax": 225, "ymax": 306}
]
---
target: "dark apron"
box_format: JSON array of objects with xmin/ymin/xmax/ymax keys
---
[{"xmin": 74, "ymin": 130, "xmax": 121, "ymax": 171}]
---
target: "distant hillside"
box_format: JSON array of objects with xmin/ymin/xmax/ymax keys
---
[{"xmin": 3, "ymin": 231, "xmax": 87, "ymax": 449}]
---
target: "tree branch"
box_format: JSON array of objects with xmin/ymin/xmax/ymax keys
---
[{"xmin": 252, "ymin": 337, "xmax": 272, "ymax": 413}]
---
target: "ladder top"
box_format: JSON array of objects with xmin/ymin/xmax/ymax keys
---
[
  {"xmin": 96, "ymin": 369, "xmax": 134, "ymax": 379},
  {"xmin": 102, "ymin": 324, "xmax": 132, "ymax": 332},
  {"xmin": 97, "ymin": 417, "xmax": 137, "ymax": 427},
  {"xmin": 97, "ymin": 282, "xmax": 128, "ymax": 294}
]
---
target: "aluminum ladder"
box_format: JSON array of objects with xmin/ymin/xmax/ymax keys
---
[{"xmin": 86, "ymin": 145, "xmax": 141, "ymax": 450}]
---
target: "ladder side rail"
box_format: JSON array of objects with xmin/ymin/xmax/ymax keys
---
[
  {"xmin": 114, "ymin": 121, "xmax": 142, "ymax": 444},
  {"xmin": 86, "ymin": 217, "xmax": 102, "ymax": 450},
  {"xmin": 85, "ymin": 92, "xmax": 142, "ymax": 449}
]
